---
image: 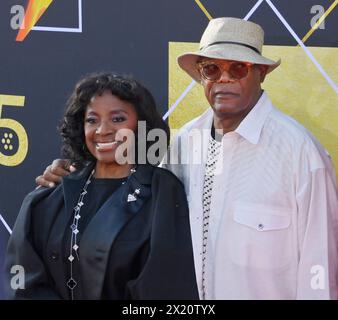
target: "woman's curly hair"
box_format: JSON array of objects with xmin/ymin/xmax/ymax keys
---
[{"xmin": 58, "ymin": 72, "xmax": 170, "ymax": 168}]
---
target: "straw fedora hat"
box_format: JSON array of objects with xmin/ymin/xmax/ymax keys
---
[{"xmin": 178, "ymin": 17, "xmax": 281, "ymax": 82}]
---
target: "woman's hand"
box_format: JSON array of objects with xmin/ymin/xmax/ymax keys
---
[{"xmin": 35, "ymin": 159, "xmax": 76, "ymax": 188}]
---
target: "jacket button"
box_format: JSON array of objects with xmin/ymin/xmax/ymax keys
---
[{"xmin": 50, "ymin": 251, "xmax": 59, "ymax": 261}]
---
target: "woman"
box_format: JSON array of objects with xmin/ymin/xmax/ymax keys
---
[{"xmin": 5, "ymin": 73, "xmax": 198, "ymax": 300}]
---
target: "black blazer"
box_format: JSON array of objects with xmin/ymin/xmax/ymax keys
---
[{"xmin": 5, "ymin": 164, "xmax": 199, "ymax": 300}]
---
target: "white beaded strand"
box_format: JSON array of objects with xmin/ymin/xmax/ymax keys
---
[{"xmin": 67, "ymin": 169, "xmax": 95, "ymax": 299}]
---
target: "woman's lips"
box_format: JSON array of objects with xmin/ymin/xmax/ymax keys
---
[{"xmin": 95, "ymin": 141, "xmax": 119, "ymax": 151}]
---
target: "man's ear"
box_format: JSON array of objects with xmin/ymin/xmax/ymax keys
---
[{"xmin": 258, "ymin": 65, "xmax": 269, "ymax": 83}]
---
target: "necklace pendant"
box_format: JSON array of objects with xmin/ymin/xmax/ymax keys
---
[{"xmin": 67, "ymin": 278, "xmax": 77, "ymax": 290}]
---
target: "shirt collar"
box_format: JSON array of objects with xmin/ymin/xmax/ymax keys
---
[{"xmin": 234, "ymin": 91, "xmax": 273, "ymax": 145}]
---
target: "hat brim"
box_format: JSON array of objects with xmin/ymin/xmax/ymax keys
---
[{"xmin": 177, "ymin": 44, "xmax": 281, "ymax": 82}]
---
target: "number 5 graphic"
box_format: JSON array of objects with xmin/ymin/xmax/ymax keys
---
[{"xmin": 0, "ymin": 94, "xmax": 28, "ymax": 166}]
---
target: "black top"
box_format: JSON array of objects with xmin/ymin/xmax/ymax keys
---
[{"xmin": 63, "ymin": 177, "xmax": 127, "ymax": 299}]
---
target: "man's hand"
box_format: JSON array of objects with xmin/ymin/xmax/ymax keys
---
[{"xmin": 35, "ymin": 159, "xmax": 76, "ymax": 188}]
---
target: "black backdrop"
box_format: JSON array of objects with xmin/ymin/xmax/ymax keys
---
[{"xmin": 0, "ymin": 0, "xmax": 337, "ymax": 299}]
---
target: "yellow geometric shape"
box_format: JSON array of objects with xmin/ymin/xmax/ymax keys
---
[
  {"xmin": 169, "ymin": 42, "xmax": 338, "ymax": 180},
  {"xmin": 194, "ymin": 0, "xmax": 213, "ymax": 20},
  {"xmin": 0, "ymin": 94, "xmax": 28, "ymax": 167}
]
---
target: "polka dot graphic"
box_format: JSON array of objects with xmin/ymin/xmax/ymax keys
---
[{"xmin": 1, "ymin": 132, "xmax": 15, "ymax": 152}]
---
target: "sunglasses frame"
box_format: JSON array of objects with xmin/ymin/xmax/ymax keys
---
[{"xmin": 197, "ymin": 60, "xmax": 254, "ymax": 82}]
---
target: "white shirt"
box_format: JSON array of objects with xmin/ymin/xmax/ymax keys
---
[{"xmin": 162, "ymin": 92, "xmax": 338, "ymax": 299}]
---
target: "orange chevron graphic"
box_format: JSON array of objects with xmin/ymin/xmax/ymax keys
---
[{"xmin": 16, "ymin": 0, "xmax": 54, "ymax": 42}]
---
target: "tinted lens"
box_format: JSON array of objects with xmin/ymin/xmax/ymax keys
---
[
  {"xmin": 228, "ymin": 62, "xmax": 249, "ymax": 80},
  {"xmin": 199, "ymin": 61, "xmax": 250, "ymax": 81},
  {"xmin": 201, "ymin": 63, "xmax": 222, "ymax": 81}
]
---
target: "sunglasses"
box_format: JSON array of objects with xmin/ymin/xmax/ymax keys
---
[{"xmin": 197, "ymin": 60, "xmax": 254, "ymax": 82}]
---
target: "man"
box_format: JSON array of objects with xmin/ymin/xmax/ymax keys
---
[{"xmin": 36, "ymin": 17, "xmax": 338, "ymax": 299}]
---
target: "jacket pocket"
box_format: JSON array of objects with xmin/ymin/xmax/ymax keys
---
[{"xmin": 230, "ymin": 202, "xmax": 292, "ymax": 270}]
